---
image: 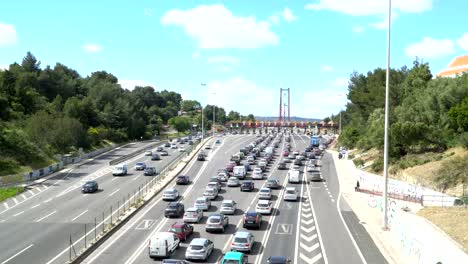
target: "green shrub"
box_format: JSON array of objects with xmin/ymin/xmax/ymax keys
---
[
  {"xmin": 371, "ymin": 157, "xmax": 384, "ymax": 172},
  {"xmin": 353, "ymin": 158, "xmax": 365, "ymax": 167},
  {"xmin": 348, "ymin": 153, "xmax": 355, "ymax": 159}
]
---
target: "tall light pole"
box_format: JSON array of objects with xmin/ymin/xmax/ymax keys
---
[
  {"xmin": 383, "ymin": 0, "xmax": 392, "ymax": 230},
  {"xmin": 201, "ymin": 83, "xmax": 206, "ymax": 140},
  {"xmin": 212, "ymin": 94, "xmax": 216, "ymax": 137}
]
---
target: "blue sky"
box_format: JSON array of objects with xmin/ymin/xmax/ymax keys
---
[{"xmin": 1, "ymin": 0, "xmax": 467, "ymax": 119}]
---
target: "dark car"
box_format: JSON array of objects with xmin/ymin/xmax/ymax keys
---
[
  {"xmin": 164, "ymin": 142, "xmax": 171, "ymax": 147},
  {"xmin": 266, "ymin": 178, "xmax": 281, "ymax": 189},
  {"xmin": 165, "ymin": 202, "xmax": 185, "ymax": 218},
  {"xmin": 226, "ymin": 163, "xmax": 235, "ymax": 172},
  {"xmin": 169, "ymin": 222, "xmax": 194, "ymax": 241},
  {"xmin": 176, "ymin": 175, "xmax": 190, "ymax": 185},
  {"xmin": 156, "ymin": 146, "xmax": 164, "ymax": 152},
  {"xmin": 243, "ymin": 211, "xmax": 262, "ymax": 229},
  {"xmin": 267, "ymin": 256, "xmax": 291, "ymax": 264},
  {"xmin": 308, "ymin": 153, "xmax": 316, "ymax": 159},
  {"xmin": 277, "ymin": 161, "xmax": 287, "ymax": 170},
  {"xmin": 144, "ymin": 167, "xmax": 157, "ymax": 176},
  {"xmin": 240, "ymin": 181, "xmax": 254, "ymax": 192},
  {"xmin": 81, "ymin": 180, "xmax": 98, "ymax": 193},
  {"xmin": 243, "ymin": 163, "xmax": 251, "ymax": 171},
  {"xmin": 197, "ymin": 153, "xmax": 205, "ymax": 161},
  {"xmin": 294, "ymin": 159, "xmax": 302, "ymax": 166},
  {"xmin": 151, "ymin": 153, "xmax": 161, "ymax": 160}
]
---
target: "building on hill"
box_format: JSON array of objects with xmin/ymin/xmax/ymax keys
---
[{"xmin": 437, "ymin": 55, "xmax": 468, "ymax": 77}]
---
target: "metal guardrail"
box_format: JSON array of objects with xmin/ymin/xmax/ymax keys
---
[
  {"xmin": 108, "ymin": 140, "xmax": 167, "ymax": 166},
  {"xmin": 357, "ymin": 188, "xmax": 423, "ymax": 204}
]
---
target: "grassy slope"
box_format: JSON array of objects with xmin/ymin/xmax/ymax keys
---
[{"xmin": 0, "ymin": 187, "xmax": 25, "ymax": 202}]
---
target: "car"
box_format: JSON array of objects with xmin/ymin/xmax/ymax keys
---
[
  {"xmin": 161, "ymin": 260, "xmax": 190, "ymax": 264},
  {"xmin": 156, "ymin": 146, "xmax": 164, "ymax": 152},
  {"xmin": 197, "ymin": 153, "xmax": 206, "ymax": 161},
  {"xmin": 203, "ymin": 187, "xmax": 219, "ymax": 200},
  {"xmin": 256, "ymin": 200, "xmax": 273, "ymax": 215},
  {"xmin": 220, "ymin": 252, "xmax": 248, "ymax": 264},
  {"xmin": 164, "ymin": 142, "xmax": 171, "ymax": 147},
  {"xmin": 162, "ymin": 188, "xmax": 179, "ymax": 201},
  {"xmin": 185, "ymin": 238, "xmax": 214, "ymax": 261},
  {"xmin": 288, "ymin": 154, "xmax": 295, "ymax": 160},
  {"xmin": 194, "ymin": 197, "xmax": 211, "ymax": 211},
  {"xmin": 151, "ymin": 153, "xmax": 161, "ymax": 160},
  {"xmin": 292, "ymin": 164, "xmax": 301, "ymax": 171},
  {"xmin": 258, "ymin": 187, "xmax": 272, "ymax": 199},
  {"xmin": 178, "ymin": 147, "xmax": 185, "ymax": 152},
  {"xmin": 148, "ymin": 232, "xmax": 180, "ymax": 258},
  {"xmin": 160, "ymin": 150, "xmax": 169, "ymax": 156},
  {"xmin": 144, "ymin": 167, "xmax": 157, "ymax": 176},
  {"xmin": 145, "ymin": 150, "xmax": 153, "ymax": 156},
  {"xmin": 169, "ymin": 222, "xmax": 193, "ymax": 241},
  {"xmin": 266, "ymin": 178, "xmax": 281, "ymax": 189},
  {"xmin": 307, "ymin": 164, "xmax": 318, "ymax": 172},
  {"xmin": 217, "ymin": 172, "xmax": 228, "ymax": 182},
  {"xmin": 284, "ymin": 157, "xmax": 292, "ymax": 163},
  {"xmin": 293, "ymin": 159, "xmax": 302, "ymax": 166},
  {"xmin": 207, "ymin": 181, "xmax": 221, "ymax": 191},
  {"xmin": 231, "ymin": 231, "xmax": 255, "ymax": 252},
  {"xmin": 209, "ymin": 176, "xmax": 222, "ymax": 185},
  {"xmin": 112, "ymin": 164, "xmax": 128, "ymax": 176},
  {"xmin": 215, "ymin": 139, "xmax": 221, "ymax": 144},
  {"xmin": 183, "ymin": 207, "xmax": 203, "ymax": 223},
  {"xmin": 243, "ymin": 162, "xmax": 251, "ymax": 171},
  {"xmin": 257, "ymin": 161, "xmax": 267, "ymax": 171},
  {"xmin": 227, "ymin": 177, "xmax": 240, "ymax": 187},
  {"xmin": 283, "ymin": 151, "xmax": 289, "ymax": 157},
  {"xmin": 171, "ymin": 143, "xmax": 177, "ymax": 149},
  {"xmin": 205, "ymin": 213, "xmax": 229, "ymax": 232},
  {"xmin": 267, "ymin": 256, "xmax": 292, "ymax": 264},
  {"xmin": 240, "ymin": 181, "xmax": 254, "ymax": 192},
  {"xmin": 243, "ymin": 211, "xmax": 262, "ymax": 229},
  {"xmin": 135, "ymin": 162, "xmax": 147, "ymax": 170},
  {"xmin": 220, "ymin": 200, "xmax": 237, "ymax": 215},
  {"xmin": 81, "ymin": 180, "xmax": 98, "ymax": 193},
  {"xmin": 188, "ymin": 140, "xmax": 194, "ymax": 145},
  {"xmin": 204, "ymin": 144, "xmax": 211, "ymax": 149},
  {"xmin": 277, "ymin": 161, "xmax": 287, "ymax": 170},
  {"xmin": 225, "ymin": 163, "xmax": 235, "ymax": 172},
  {"xmin": 252, "ymin": 168, "xmax": 263, "ymax": 180},
  {"xmin": 307, "ymin": 153, "xmax": 316, "ymax": 159},
  {"xmin": 176, "ymin": 175, "xmax": 190, "ymax": 185},
  {"xmin": 284, "ymin": 187, "xmax": 298, "ymax": 201},
  {"xmin": 165, "ymin": 202, "xmax": 184, "ymax": 218},
  {"xmin": 309, "ymin": 172, "xmax": 322, "ymax": 182}
]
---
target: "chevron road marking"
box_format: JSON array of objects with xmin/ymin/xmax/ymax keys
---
[
  {"xmin": 300, "ymin": 242, "xmax": 320, "ymax": 252},
  {"xmin": 302, "ymin": 212, "xmax": 313, "ymax": 218},
  {"xmin": 302, "ymin": 218, "xmax": 314, "ymax": 225},
  {"xmin": 300, "ymin": 252, "xmax": 323, "ymax": 263},
  {"xmin": 301, "ymin": 225, "xmax": 316, "ymax": 233},
  {"xmin": 301, "ymin": 233, "xmax": 318, "ymax": 242},
  {"xmin": 302, "ymin": 207, "xmax": 311, "ymax": 212}
]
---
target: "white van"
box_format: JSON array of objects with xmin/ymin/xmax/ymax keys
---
[
  {"xmin": 170, "ymin": 143, "xmax": 177, "ymax": 149},
  {"xmin": 233, "ymin": 166, "xmax": 246, "ymax": 179},
  {"xmin": 265, "ymin": 146, "xmax": 274, "ymax": 154},
  {"xmin": 148, "ymin": 232, "xmax": 180, "ymax": 258},
  {"xmin": 112, "ymin": 164, "xmax": 127, "ymax": 176},
  {"xmin": 288, "ymin": 170, "xmax": 300, "ymax": 183}
]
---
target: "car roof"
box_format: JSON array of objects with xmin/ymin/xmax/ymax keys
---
[
  {"xmin": 186, "ymin": 207, "xmax": 199, "ymax": 211},
  {"xmin": 166, "ymin": 188, "xmax": 177, "ymax": 192},
  {"xmin": 171, "ymin": 222, "xmax": 186, "ymax": 228},
  {"xmin": 257, "ymin": 200, "xmax": 270, "ymax": 204},
  {"xmin": 243, "ymin": 180, "xmax": 253, "ymax": 183},
  {"xmin": 223, "ymin": 251, "xmax": 244, "ymax": 259},
  {"xmin": 245, "ymin": 211, "xmax": 258, "ymax": 216},
  {"xmin": 208, "ymin": 213, "xmax": 223, "ymax": 218},
  {"xmin": 136, "ymin": 162, "xmax": 145, "ymax": 164},
  {"xmin": 222, "ymin": 199, "xmax": 234, "ymax": 203},
  {"xmin": 196, "ymin": 197, "xmax": 207, "ymax": 201},
  {"xmin": 285, "ymin": 187, "xmax": 296, "ymax": 191},
  {"xmin": 234, "ymin": 231, "xmax": 251, "ymax": 238},
  {"xmin": 168, "ymin": 202, "xmax": 181, "ymax": 206},
  {"xmin": 260, "ymin": 187, "xmax": 271, "ymax": 191},
  {"xmin": 190, "ymin": 238, "xmax": 208, "ymax": 245}
]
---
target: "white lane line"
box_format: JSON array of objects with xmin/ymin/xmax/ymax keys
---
[
  {"xmin": 71, "ymin": 210, "xmax": 89, "ymax": 222},
  {"xmin": 1, "ymin": 244, "xmax": 34, "ymax": 264},
  {"xmin": 21, "ymin": 194, "xmax": 27, "ymax": 200},
  {"xmin": 44, "ymin": 198, "xmax": 53, "ymax": 203},
  {"xmin": 111, "ymin": 177, "xmax": 118, "ymax": 181},
  {"xmin": 293, "ymin": 166, "xmax": 307, "ymax": 264},
  {"xmin": 3, "ymin": 203, "xmax": 8, "ymax": 209},
  {"xmin": 12, "ymin": 198, "xmax": 18, "ymax": 205},
  {"xmin": 132, "ymin": 176, "xmax": 140, "ymax": 181},
  {"xmin": 28, "ymin": 190, "xmax": 35, "ymax": 196},
  {"xmin": 31, "ymin": 204, "xmax": 40, "ymax": 209},
  {"xmin": 13, "ymin": 211, "xmax": 24, "ymax": 217},
  {"xmin": 331, "ymin": 198, "xmax": 335, "ymax": 202},
  {"xmin": 108, "ymin": 189, "xmax": 120, "ymax": 197},
  {"xmin": 35, "ymin": 210, "xmax": 57, "ymax": 222}
]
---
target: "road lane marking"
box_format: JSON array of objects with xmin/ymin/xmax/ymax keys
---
[
  {"xmin": 71, "ymin": 210, "xmax": 89, "ymax": 222},
  {"xmin": 28, "ymin": 190, "xmax": 35, "ymax": 196},
  {"xmin": 3, "ymin": 203, "xmax": 8, "ymax": 209},
  {"xmin": 108, "ymin": 189, "xmax": 120, "ymax": 197},
  {"xmin": 35, "ymin": 210, "xmax": 57, "ymax": 222},
  {"xmin": 21, "ymin": 194, "xmax": 27, "ymax": 200},
  {"xmin": 12, "ymin": 198, "xmax": 18, "ymax": 205},
  {"xmin": 31, "ymin": 204, "xmax": 40, "ymax": 209},
  {"xmin": 13, "ymin": 211, "xmax": 24, "ymax": 217},
  {"xmin": 44, "ymin": 198, "xmax": 53, "ymax": 203},
  {"xmin": 294, "ymin": 169, "xmax": 307, "ymax": 264},
  {"xmin": 132, "ymin": 175, "xmax": 140, "ymax": 181},
  {"xmin": 111, "ymin": 177, "xmax": 118, "ymax": 181},
  {"xmin": 1, "ymin": 244, "xmax": 34, "ymax": 264}
]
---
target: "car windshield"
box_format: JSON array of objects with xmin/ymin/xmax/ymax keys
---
[
  {"xmin": 196, "ymin": 200, "xmax": 205, "ymax": 204},
  {"xmin": 257, "ymin": 203, "xmax": 269, "ymax": 207},
  {"xmin": 165, "ymin": 190, "xmax": 175, "ymax": 194}
]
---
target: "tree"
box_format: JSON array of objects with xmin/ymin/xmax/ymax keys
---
[
  {"xmin": 181, "ymin": 100, "xmax": 201, "ymax": 113},
  {"xmin": 247, "ymin": 114, "xmax": 255, "ymax": 121},
  {"xmin": 21, "ymin": 52, "xmax": 41, "ymax": 73},
  {"xmin": 227, "ymin": 111, "xmax": 241, "ymax": 121},
  {"xmin": 168, "ymin": 116, "xmax": 191, "ymax": 133}
]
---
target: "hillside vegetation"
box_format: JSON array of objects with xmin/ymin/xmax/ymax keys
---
[
  {"xmin": 0, "ymin": 52, "xmax": 254, "ymax": 176},
  {"xmin": 334, "ymin": 60, "xmax": 468, "ymax": 194}
]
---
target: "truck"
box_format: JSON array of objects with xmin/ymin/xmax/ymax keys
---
[
  {"xmin": 310, "ymin": 136, "xmax": 320, "ymax": 147},
  {"xmin": 288, "ymin": 170, "xmax": 300, "ymax": 183}
]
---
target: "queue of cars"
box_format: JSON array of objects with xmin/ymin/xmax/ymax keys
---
[{"xmin": 151, "ymin": 133, "xmax": 295, "ymax": 263}]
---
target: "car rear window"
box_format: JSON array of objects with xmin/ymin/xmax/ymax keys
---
[
  {"xmin": 190, "ymin": 245, "xmax": 204, "ymax": 250},
  {"xmin": 170, "ymin": 228, "xmax": 182, "ymax": 233},
  {"xmin": 257, "ymin": 203, "xmax": 269, "ymax": 207},
  {"xmin": 196, "ymin": 200, "xmax": 205, "ymax": 204},
  {"xmin": 234, "ymin": 237, "xmax": 248, "ymax": 243},
  {"xmin": 223, "ymin": 260, "xmax": 238, "ymax": 264},
  {"xmin": 209, "ymin": 216, "xmax": 221, "ymax": 223},
  {"xmin": 286, "ymin": 190, "xmax": 296, "ymax": 194}
]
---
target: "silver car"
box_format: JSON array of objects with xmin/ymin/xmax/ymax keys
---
[
  {"xmin": 203, "ymin": 188, "xmax": 218, "ymax": 200},
  {"xmin": 227, "ymin": 177, "xmax": 240, "ymax": 187},
  {"xmin": 194, "ymin": 197, "xmax": 211, "ymax": 211},
  {"xmin": 220, "ymin": 200, "xmax": 237, "ymax": 215},
  {"xmin": 162, "ymin": 188, "xmax": 179, "ymax": 201},
  {"xmin": 231, "ymin": 231, "xmax": 255, "ymax": 252},
  {"xmin": 183, "ymin": 207, "xmax": 203, "ymax": 223},
  {"xmin": 258, "ymin": 187, "xmax": 272, "ymax": 199},
  {"xmin": 205, "ymin": 214, "xmax": 229, "ymax": 232},
  {"xmin": 185, "ymin": 238, "xmax": 214, "ymax": 261}
]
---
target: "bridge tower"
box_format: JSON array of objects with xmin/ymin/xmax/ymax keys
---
[{"xmin": 278, "ymin": 88, "xmax": 290, "ymax": 125}]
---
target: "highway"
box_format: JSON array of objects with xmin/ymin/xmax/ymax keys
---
[
  {"xmin": 0, "ymin": 140, "xmax": 192, "ymax": 264},
  {"xmin": 79, "ymin": 133, "xmax": 387, "ymax": 264}
]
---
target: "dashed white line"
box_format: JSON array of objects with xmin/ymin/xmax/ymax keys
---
[
  {"xmin": 44, "ymin": 198, "xmax": 53, "ymax": 203},
  {"xmin": 111, "ymin": 177, "xmax": 118, "ymax": 181},
  {"xmin": 12, "ymin": 198, "xmax": 18, "ymax": 205},
  {"xmin": 31, "ymin": 204, "xmax": 40, "ymax": 209},
  {"xmin": 3, "ymin": 203, "xmax": 8, "ymax": 209},
  {"xmin": 21, "ymin": 194, "xmax": 27, "ymax": 200},
  {"xmin": 35, "ymin": 210, "xmax": 57, "ymax": 222},
  {"xmin": 28, "ymin": 190, "xmax": 35, "ymax": 196},
  {"xmin": 108, "ymin": 189, "xmax": 120, "ymax": 197},
  {"xmin": 1, "ymin": 244, "xmax": 34, "ymax": 264},
  {"xmin": 71, "ymin": 210, "xmax": 89, "ymax": 222},
  {"xmin": 13, "ymin": 211, "xmax": 24, "ymax": 217}
]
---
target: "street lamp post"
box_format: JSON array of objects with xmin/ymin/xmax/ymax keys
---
[{"xmin": 383, "ymin": 0, "xmax": 392, "ymax": 230}]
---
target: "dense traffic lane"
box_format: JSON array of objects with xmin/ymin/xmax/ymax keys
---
[
  {"xmin": 0, "ymin": 140, "xmax": 187, "ymax": 264},
  {"xmin": 81, "ymin": 135, "xmax": 256, "ymax": 264}
]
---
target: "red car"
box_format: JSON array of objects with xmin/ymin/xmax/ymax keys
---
[
  {"xmin": 176, "ymin": 175, "xmax": 190, "ymax": 185},
  {"xmin": 169, "ymin": 222, "xmax": 194, "ymax": 241},
  {"xmin": 225, "ymin": 163, "xmax": 235, "ymax": 172},
  {"xmin": 283, "ymin": 151, "xmax": 289, "ymax": 157}
]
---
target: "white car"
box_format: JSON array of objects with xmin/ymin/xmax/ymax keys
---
[
  {"xmin": 178, "ymin": 147, "xmax": 186, "ymax": 152},
  {"xmin": 284, "ymin": 187, "xmax": 298, "ymax": 201},
  {"xmin": 258, "ymin": 188, "xmax": 272, "ymax": 200},
  {"xmin": 162, "ymin": 188, "xmax": 179, "ymax": 201},
  {"xmin": 227, "ymin": 177, "xmax": 240, "ymax": 187},
  {"xmin": 220, "ymin": 200, "xmax": 237, "ymax": 215},
  {"xmin": 171, "ymin": 143, "xmax": 177, "ymax": 149},
  {"xmin": 183, "ymin": 207, "xmax": 203, "ymax": 223},
  {"xmin": 217, "ymin": 173, "xmax": 228, "ymax": 182},
  {"xmin": 252, "ymin": 168, "xmax": 263, "ymax": 180},
  {"xmin": 194, "ymin": 197, "xmax": 211, "ymax": 211},
  {"xmin": 203, "ymin": 188, "xmax": 218, "ymax": 200},
  {"xmin": 256, "ymin": 200, "xmax": 273, "ymax": 215}
]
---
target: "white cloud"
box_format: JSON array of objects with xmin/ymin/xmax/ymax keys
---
[
  {"xmin": 283, "ymin": 8, "xmax": 297, "ymax": 22},
  {"xmin": 305, "ymin": 0, "xmax": 432, "ymax": 16},
  {"xmin": 119, "ymin": 80, "xmax": 155, "ymax": 91},
  {"xmin": 457, "ymin": 33, "xmax": 468, "ymax": 51},
  {"xmin": 0, "ymin": 65, "xmax": 8, "ymax": 71},
  {"xmin": 405, "ymin": 37, "xmax": 455, "ymax": 59},
  {"xmin": 83, "ymin": 44, "xmax": 103, "ymax": 53},
  {"xmin": 192, "ymin": 51, "xmax": 201, "ymax": 59},
  {"xmin": 320, "ymin": 65, "xmax": 333, "ymax": 72},
  {"xmin": 352, "ymin": 25, "xmax": 365, "ymax": 33},
  {"xmin": 161, "ymin": 4, "xmax": 279, "ymax": 49},
  {"xmin": 144, "ymin": 8, "xmax": 153, "ymax": 16},
  {"xmin": 0, "ymin": 22, "xmax": 17, "ymax": 46},
  {"xmin": 206, "ymin": 56, "xmax": 240, "ymax": 65},
  {"xmin": 269, "ymin": 15, "xmax": 280, "ymax": 24},
  {"xmin": 331, "ymin": 77, "xmax": 349, "ymax": 87}
]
